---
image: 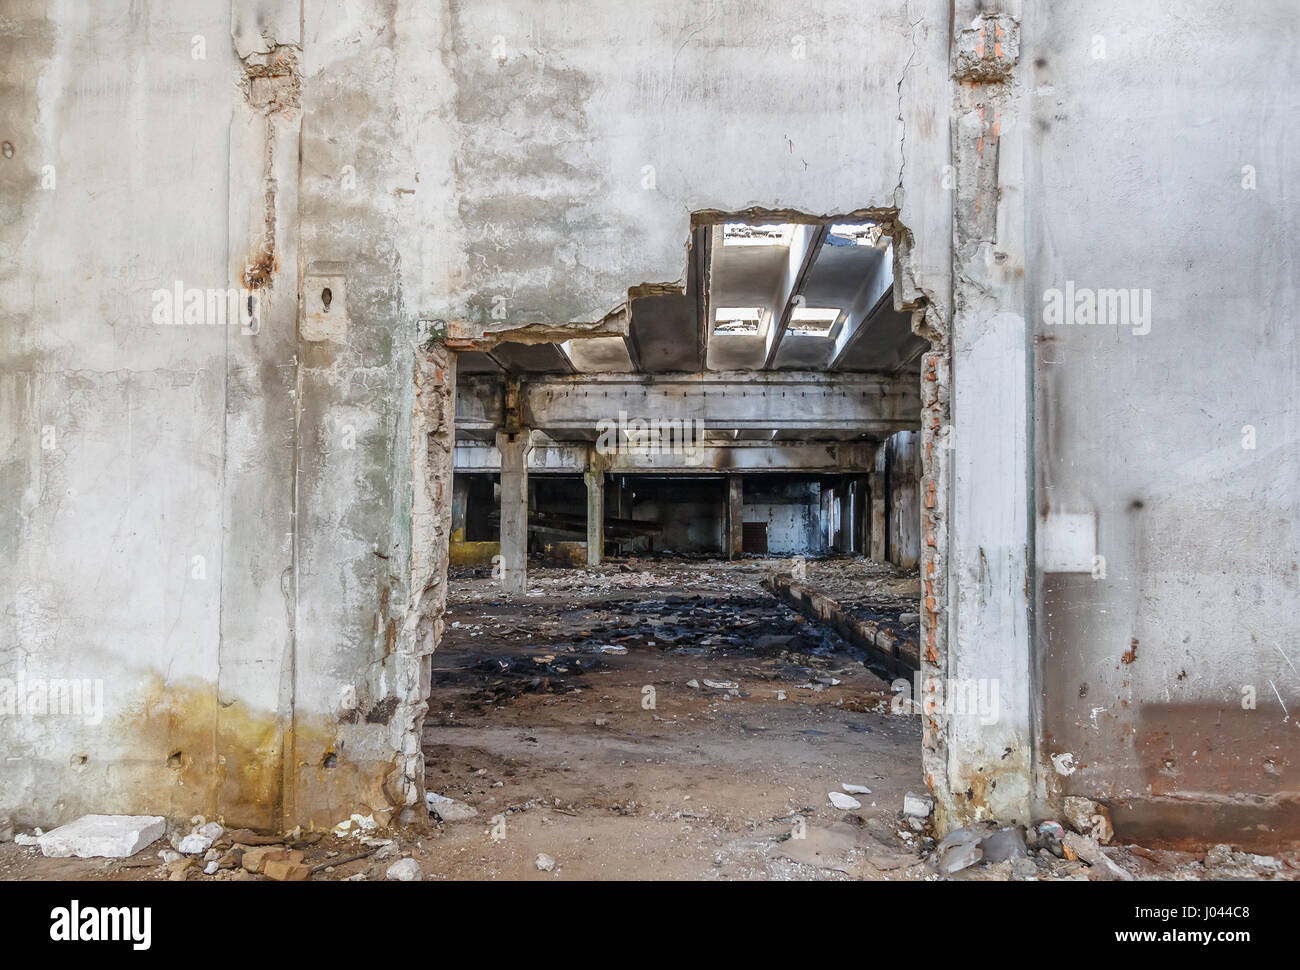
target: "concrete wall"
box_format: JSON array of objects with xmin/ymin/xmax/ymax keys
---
[
  {"xmin": 1025, "ymin": 1, "xmax": 1300, "ymax": 847},
  {"xmin": 876, "ymin": 431, "xmax": 921, "ymax": 569},
  {"xmin": 1, "ymin": 1, "xmax": 283, "ymax": 827},
  {"xmin": 1, "ymin": 0, "xmax": 951, "ymax": 829},
  {"xmin": 745, "ymin": 478, "xmax": 828, "ymax": 556},
  {"xmin": 11, "ymin": 0, "xmax": 1289, "ymax": 848}
]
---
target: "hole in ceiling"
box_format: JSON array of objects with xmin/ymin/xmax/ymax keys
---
[
  {"xmin": 713, "ymin": 306, "xmax": 767, "ymax": 335},
  {"xmin": 788, "ymin": 306, "xmax": 844, "ymax": 337},
  {"xmin": 722, "ymin": 223, "xmax": 794, "ymax": 247},
  {"xmin": 826, "ymin": 222, "xmax": 883, "ymax": 247}
]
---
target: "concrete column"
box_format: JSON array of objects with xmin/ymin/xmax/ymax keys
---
[
  {"xmin": 853, "ymin": 476, "xmax": 868, "ymax": 554},
  {"xmin": 868, "ymin": 470, "xmax": 887, "ymax": 561},
  {"xmin": 939, "ymin": 4, "xmax": 1033, "ymax": 827},
  {"xmin": 837, "ymin": 476, "xmax": 853, "ymax": 553},
  {"xmin": 495, "ymin": 430, "xmax": 531, "ymax": 594},
  {"xmin": 726, "ymin": 474, "xmax": 743, "ymax": 559},
  {"xmin": 450, "ymin": 475, "xmax": 469, "ymax": 539},
  {"xmin": 584, "ymin": 469, "xmax": 604, "ymax": 566}
]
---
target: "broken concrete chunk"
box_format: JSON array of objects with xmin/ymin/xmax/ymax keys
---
[
  {"xmin": 979, "ymin": 825, "xmax": 1028, "ymax": 863},
  {"xmin": 903, "ymin": 792, "xmax": 933, "ymax": 818},
  {"xmin": 841, "ymin": 783, "xmax": 872, "ymax": 795},
  {"xmin": 703, "ymin": 679, "xmax": 738, "ymax": 690},
  {"xmin": 426, "ymin": 792, "xmax": 478, "ymax": 822},
  {"xmin": 535, "ymin": 852, "xmax": 556, "ymax": 872},
  {"xmin": 38, "ymin": 815, "xmax": 166, "ymax": 859},
  {"xmin": 828, "ymin": 791, "xmax": 861, "ymax": 811},
  {"xmin": 1061, "ymin": 831, "xmax": 1132, "ymax": 881},
  {"xmin": 0, "ymin": 816, "xmax": 12, "ymax": 842},
  {"xmin": 332, "ymin": 813, "xmax": 378, "ymax": 836},
  {"xmin": 937, "ymin": 839, "xmax": 984, "ymax": 874},
  {"xmin": 386, "ymin": 858, "xmax": 423, "ymax": 881},
  {"xmin": 1203, "ymin": 843, "xmax": 1282, "ymax": 876},
  {"xmin": 1062, "ymin": 796, "xmax": 1101, "ymax": 833},
  {"xmin": 934, "ymin": 825, "xmax": 996, "ymax": 874},
  {"xmin": 177, "ymin": 833, "xmax": 213, "ymax": 855},
  {"xmin": 1011, "ymin": 855, "xmax": 1039, "ymax": 879}
]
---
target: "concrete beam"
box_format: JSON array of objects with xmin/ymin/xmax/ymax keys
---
[
  {"xmin": 454, "ymin": 441, "xmax": 877, "ymax": 474},
  {"xmin": 763, "ymin": 224, "xmax": 829, "ymax": 369},
  {"xmin": 828, "ymin": 249, "xmax": 895, "ymax": 371},
  {"xmin": 694, "ymin": 226, "xmax": 712, "ymax": 373},
  {"xmin": 455, "ymin": 372, "xmax": 920, "ymax": 438}
]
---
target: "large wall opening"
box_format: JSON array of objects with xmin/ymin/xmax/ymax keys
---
[{"xmin": 417, "ymin": 212, "xmax": 938, "ymax": 877}]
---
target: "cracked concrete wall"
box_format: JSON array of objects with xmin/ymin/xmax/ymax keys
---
[
  {"xmin": 1, "ymin": 0, "xmax": 952, "ymax": 830},
  {"xmin": 430, "ymin": 0, "xmax": 952, "ymax": 327},
  {"xmin": 288, "ymin": 0, "xmax": 955, "ymax": 828},
  {"xmin": 8, "ymin": 0, "xmax": 1288, "ymax": 847}
]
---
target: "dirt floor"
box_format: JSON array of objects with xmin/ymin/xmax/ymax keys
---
[{"xmin": 3, "ymin": 557, "xmax": 1297, "ymax": 881}]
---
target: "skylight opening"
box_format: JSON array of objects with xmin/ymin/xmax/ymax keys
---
[
  {"xmin": 722, "ymin": 223, "xmax": 795, "ymax": 247},
  {"xmin": 788, "ymin": 306, "xmax": 843, "ymax": 336},
  {"xmin": 826, "ymin": 223, "xmax": 883, "ymax": 247},
  {"xmin": 713, "ymin": 306, "xmax": 766, "ymax": 335}
]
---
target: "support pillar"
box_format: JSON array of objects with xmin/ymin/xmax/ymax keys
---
[
  {"xmin": 853, "ymin": 476, "xmax": 868, "ymax": 554},
  {"xmin": 584, "ymin": 468, "xmax": 604, "ymax": 566},
  {"xmin": 726, "ymin": 474, "xmax": 743, "ymax": 559},
  {"xmin": 868, "ymin": 470, "xmax": 887, "ymax": 562},
  {"xmin": 496, "ymin": 430, "xmax": 531, "ymax": 594},
  {"xmin": 837, "ymin": 475, "xmax": 853, "ymax": 553}
]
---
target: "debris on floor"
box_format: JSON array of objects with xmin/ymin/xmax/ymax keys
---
[
  {"xmin": 37, "ymin": 815, "xmax": 166, "ymax": 859},
  {"xmin": 2, "ymin": 559, "xmax": 1295, "ymax": 883}
]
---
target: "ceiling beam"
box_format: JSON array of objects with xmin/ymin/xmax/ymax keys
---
[
  {"xmin": 762, "ymin": 223, "xmax": 829, "ymax": 370},
  {"xmin": 693, "ymin": 226, "xmax": 711, "ymax": 371},
  {"xmin": 455, "ymin": 440, "xmax": 878, "ymax": 475},
  {"xmin": 455, "ymin": 371, "xmax": 920, "ymax": 437},
  {"xmin": 827, "ymin": 248, "xmax": 896, "ymax": 371}
]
